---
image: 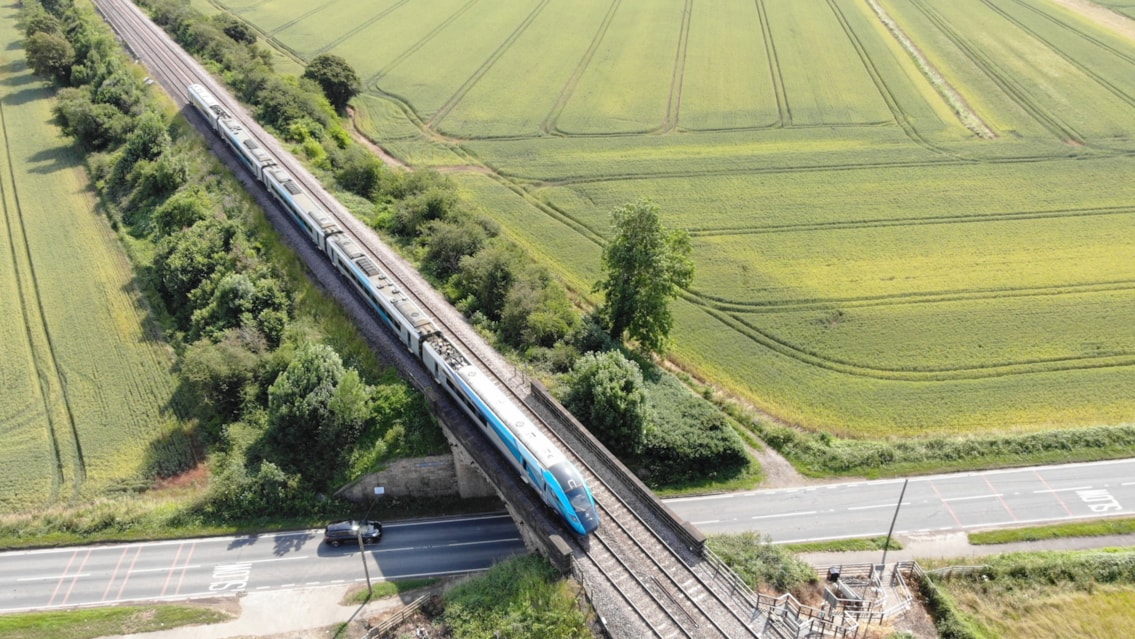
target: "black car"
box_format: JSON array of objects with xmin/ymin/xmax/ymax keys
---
[{"xmin": 323, "ymin": 520, "xmax": 383, "ymax": 547}]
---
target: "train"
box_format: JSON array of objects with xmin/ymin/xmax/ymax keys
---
[{"xmin": 186, "ymin": 84, "xmax": 600, "ymax": 536}]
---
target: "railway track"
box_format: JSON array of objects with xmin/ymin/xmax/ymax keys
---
[{"xmin": 92, "ymin": 2, "xmax": 766, "ymax": 635}]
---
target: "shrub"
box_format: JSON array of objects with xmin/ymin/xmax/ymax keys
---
[{"xmin": 639, "ymin": 374, "xmax": 748, "ymax": 486}]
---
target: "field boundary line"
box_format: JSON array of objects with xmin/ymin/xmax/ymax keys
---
[
  {"xmin": 428, "ymin": 0, "xmax": 551, "ymax": 131},
  {"xmin": 662, "ymin": 0, "xmax": 692, "ymax": 133},
  {"xmin": 539, "ymin": 0, "xmax": 622, "ymax": 135},
  {"xmin": 209, "ymin": 0, "xmax": 307, "ymax": 66},
  {"xmin": 0, "ymin": 95, "xmax": 86, "ymax": 500}
]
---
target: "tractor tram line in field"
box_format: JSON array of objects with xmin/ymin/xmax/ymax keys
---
[
  {"xmin": 426, "ymin": 0, "xmax": 551, "ymax": 132},
  {"xmin": 312, "ymin": 0, "xmax": 413, "ymax": 58},
  {"xmin": 0, "ymin": 98, "xmax": 86, "ymax": 502},
  {"xmin": 540, "ymin": 0, "xmax": 622, "ymax": 136},
  {"xmin": 906, "ymin": 0, "xmax": 1085, "ymax": 145},
  {"xmin": 97, "ymin": 1, "xmax": 778, "ymax": 635},
  {"xmin": 661, "ymin": 0, "xmax": 692, "ymax": 134},
  {"xmin": 360, "ymin": 0, "xmax": 482, "ymax": 97}
]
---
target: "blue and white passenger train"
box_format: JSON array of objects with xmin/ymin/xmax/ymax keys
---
[{"xmin": 187, "ymin": 84, "xmax": 599, "ymax": 535}]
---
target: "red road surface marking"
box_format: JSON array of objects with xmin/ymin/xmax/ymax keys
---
[
  {"xmin": 116, "ymin": 546, "xmax": 143, "ymax": 600},
  {"xmin": 984, "ymin": 476, "xmax": 1018, "ymax": 521},
  {"xmin": 174, "ymin": 542, "xmax": 196, "ymax": 595},
  {"xmin": 102, "ymin": 547, "xmax": 129, "ymax": 601},
  {"xmin": 929, "ymin": 481, "xmax": 963, "ymax": 527},
  {"xmin": 60, "ymin": 550, "xmax": 92, "ymax": 606},
  {"xmin": 161, "ymin": 543, "xmax": 185, "ymax": 597},
  {"xmin": 1035, "ymin": 471, "xmax": 1074, "ymax": 515},
  {"xmin": 47, "ymin": 550, "xmax": 78, "ymax": 607}
]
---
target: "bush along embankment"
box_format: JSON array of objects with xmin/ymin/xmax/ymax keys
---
[
  {"xmin": 14, "ymin": 0, "xmax": 445, "ymax": 539},
  {"xmin": 131, "ymin": 0, "xmax": 753, "ymax": 493},
  {"xmin": 755, "ymin": 419, "xmax": 1135, "ymax": 479}
]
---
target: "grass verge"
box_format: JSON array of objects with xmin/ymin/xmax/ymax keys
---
[
  {"xmin": 0, "ymin": 604, "xmax": 230, "ymax": 639},
  {"xmin": 784, "ymin": 536, "xmax": 902, "ymax": 553},
  {"xmin": 347, "ymin": 578, "xmax": 440, "ymax": 604},
  {"xmin": 968, "ymin": 517, "xmax": 1135, "ymax": 545}
]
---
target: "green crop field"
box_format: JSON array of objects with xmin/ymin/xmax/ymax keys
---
[
  {"xmin": 222, "ymin": 0, "xmax": 1135, "ymax": 437},
  {"xmin": 0, "ymin": 6, "xmax": 189, "ymax": 511}
]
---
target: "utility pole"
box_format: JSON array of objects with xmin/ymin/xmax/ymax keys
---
[
  {"xmin": 880, "ymin": 478, "xmax": 909, "ymax": 571},
  {"xmin": 357, "ymin": 494, "xmax": 379, "ymax": 597}
]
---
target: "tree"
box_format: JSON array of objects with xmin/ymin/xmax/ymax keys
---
[
  {"xmin": 302, "ymin": 53, "xmax": 360, "ymax": 112},
  {"xmin": 564, "ymin": 351, "xmax": 649, "ymax": 456},
  {"xmin": 213, "ymin": 14, "xmax": 257, "ymax": 46},
  {"xmin": 455, "ymin": 240, "xmax": 520, "ymax": 321},
  {"xmin": 500, "ymin": 267, "xmax": 579, "ymax": 348},
  {"xmin": 266, "ymin": 344, "xmax": 371, "ymax": 488},
  {"xmin": 24, "ymin": 11, "xmax": 63, "ymax": 38},
  {"xmin": 594, "ymin": 198, "xmax": 693, "ymax": 355},
  {"xmin": 25, "ymin": 31, "xmax": 74, "ymax": 83},
  {"xmin": 422, "ymin": 218, "xmax": 486, "ymax": 280},
  {"xmin": 53, "ymin": 87, "xmax": 132, "ymax": 151}
]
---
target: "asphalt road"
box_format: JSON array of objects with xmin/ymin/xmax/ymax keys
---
[
  {"xmin": 0, "ymin": 514, "xmax": 523, "ymax": 613},
  {"xmin": 667, "ymin": 458, "xmax": 1135, "ymax": 543}
]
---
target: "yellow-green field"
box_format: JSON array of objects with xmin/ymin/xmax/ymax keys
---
[
  {"xmin": 219, "ymin": 0, "xmax": 1135, "ymax": 436},
  {"xmin": 0, "ymin": 4, "xmax": 189, "ymax": 511}
]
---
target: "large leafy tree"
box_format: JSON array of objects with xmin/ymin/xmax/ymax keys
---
[
  {"xmin": 302, "ymin": 53, "xmax": 360, "ymax": 112},
  {"xmin": 24, "ymin": 31, "xmax": 74, "ymax": 83},
  {"xmin": 594, "ymin": 198, "xmax": 694, "ymax": 355},
  {"xmin": 266, "ymin": 344, "xmax": 372, "ymax": 488},
  {"xmin": 564, "ymin": 350, "xmax": 649, "ymax": 456}
]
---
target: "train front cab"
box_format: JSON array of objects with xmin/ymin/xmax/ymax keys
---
[{"xmin": 548, "ymin": 463, "xmax": 599, "ymax": 535}]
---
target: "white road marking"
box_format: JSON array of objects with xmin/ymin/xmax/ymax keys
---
[
  {"xmin": 1034, "ymin": 486, "xmax": 1092, "ymax": 493},
  {"xmin": 847, "ymin": 502, "xmax": 911, "ymax": 511},
  {"xmin": 752, "ymin": 511, "xmax": 817, "ymax": 520},
  {"xmin": 16, "ymin": 573, "xmax": 91, "ymax": 582},
  {"xmin": 942, "ymin": 494, "xmax": 1002, "ymax": 502}
]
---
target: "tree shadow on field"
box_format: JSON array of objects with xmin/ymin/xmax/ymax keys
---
[
  {"xmin": 139, "ymin": 416, "xmax": 201, "ymax": 481},
  {"xmin": 25, "ymin": 145, "xmax": 75, "ymax": 174}
]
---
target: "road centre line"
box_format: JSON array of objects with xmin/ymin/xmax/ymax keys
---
[
  {"xmin": 1033, "ymin": 486, "xmax": 1092, "ymax": 493},
  {"xmin": 245, "ymin": 556, "xmax": 309, "ymax": 563},
  {"xmin": 128, "ymin": 565, "xmax": 203, "ymax": 574},
  {"xmin": 941, "ymin": 493, "xmax": 1002, "ymax": 502},
  {"xmin": 446, "ymin": 537, "xmax": 523, "ymax": 548},
  {"xmin": 16, "ymin": 573, "xmax": 91, "ymax": 582},
  {"xmin": 847, "ymin": 502, "xmax": 911, "ymax": 511},
  {"xmin": 752, "ymin": 511, "xmax": 817, "ymax": 520}
]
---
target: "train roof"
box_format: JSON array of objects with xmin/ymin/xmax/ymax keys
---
[
  {"xmin": 456, "ymin": 365, "xmax": 565, "ymax": 468},
  {"xmin": 264, "ymin": 168, "xmax": 339, "ymax": 232}
]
